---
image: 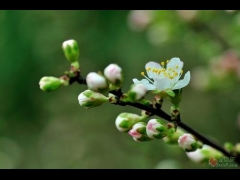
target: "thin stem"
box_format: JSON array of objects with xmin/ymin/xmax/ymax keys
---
[
  {"xmin": 125, "ymin": 101, "xmax": 232, "ymax": 157},
  {"xmin": 74, "ymin": 76, "xmax": 240, "ymax": 165}
]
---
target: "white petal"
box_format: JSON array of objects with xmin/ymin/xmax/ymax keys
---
[
  {"xmin": 133, "ymin": 78, "xmax": 150, "ymax": 85},
  {"xmin": 153, "ymin": 77, "xmax": 170, "ymax": 91},
  {"xmin": 172, "ymin": 71, "xmax": 191, "ymax": 90},
  {"xmin": 167, "ymin": 57, "xmax": 184, "ymax": 74},
  {"xmin": 133, "ymin": 78, "xmax": 155, "ymax": 90},
  {"xmin": 144, "ymin": 83, "xmax": 156, "ymax": 90},
  {"xmin": 145, "ymin": 61, "xmax": 162, "ymax": 79}
]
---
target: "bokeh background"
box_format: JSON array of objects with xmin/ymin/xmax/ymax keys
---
[{"xmin": 0, "ymin": 10, "xmax": 240, "ymax": 169}]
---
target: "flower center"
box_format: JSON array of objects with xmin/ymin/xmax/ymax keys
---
[{"xmin": 145, "ymin": 61, "xmax": 183, "ymax": 80}]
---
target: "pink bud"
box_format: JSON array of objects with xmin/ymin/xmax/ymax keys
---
[
  {"xmin": 104, "ymin": 64, "xmax": 122, "ymax": 84},
  {"xmin": 86, "ymin": 72, "xmax": 108, "ymax": 92},
  {"xmin": 178, "ymin": 133, "xmax": 197, "ymax": 152}
]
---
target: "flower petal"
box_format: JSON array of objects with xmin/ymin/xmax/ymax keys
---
[
  {"xmin": 172, "ymin": 71, "xmax": 190, "ymax": 90},
  {"xmin": 133, "ymin": 78, "xmax": 148, "ymax": 84},
  {"xmin": 153, "ymin": 77, "xmax": 170, "ymax": 91},
  {"xmin": 133, "ymin": 78, "xmax": 156, "ymax": 90},
  {"xmin": 144, "ymin": 83, "xmax": 157, "ymax": 90},
  {"xmin": 167, "ymin": 57, "xmax": 184, "ymax": 76},
  {"xmin": 167, "ymin": 57, "xmax": 183, "ymax": 69},
  {"xmin": 145, "ymin": 61, "xmax": 163, "ymax": 79}
]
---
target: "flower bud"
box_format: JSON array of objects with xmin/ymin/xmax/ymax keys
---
[
  {"xmin": 178, "ymin": 133, "xmax": 198, "ymax": 152},
  {"xmin": 104, "ymin": 64, "xmax": 123, "ymax": 86},
  {"xmin": 78, "ymin": 90, "xmax": 109, "ymax": 109},
  {"xmin": 235, "ymin": 143, "xmax": 240, "ymax": 154},
  {"xmin": 128, "ymin": 84, "xmax": 148, "ymax": 102},
  {"xmin": 146, "ymin": 119, "xmax": 168, "ymax": 139},
  {"xmin": 163, "ymin": 128, "xmax": 185, "ymax": 144},
  {"xmin": 62, "ymin": 39, "xmax": 80, "ymax": 65},
  {"xmin": 115, "ymin": 113, "xmax": 144, "ymax": 133},
  {"xmin": 224, "ymin": 142, "xmax": 234, "ymax": 153},
  {"xmin": 186, "ymin": 145, "xmax": 223, "ymax": 163},
  {"xmin": 39, "ymin": 76, "xmax": 63, "ymax": 92},
  {"xmin": 128, "ymin": 122, "xmax": 151, "ymax": 142},
  {"xmin": 186, "ymin": 147, "xmax": 205, "ymax": 163},
  {"xmin": 86, "ymin": 72, "xmax": 108, "ymax": 92}
]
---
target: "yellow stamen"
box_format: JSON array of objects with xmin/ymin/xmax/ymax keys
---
[
  {"xmin": 166, "ymin": 60, "xmax": 169, "ymax": 64},
  {"xmin": 176, "ymin": 65, "xmax": 179, "ymax": 69},
  {"xmin": 180, "ymin": 70, "xmax": 183, "ymax": 74},
  {"xmin": 147, "ymin": 67, "xmax": 151, "ymax": 71},
  {"xmin": 141, "ymin": 71, "xmax": 154, "ymax": 83},
  {"xmin": 161, "ymin": 62, "xmax": 165, "ymax": 67}
]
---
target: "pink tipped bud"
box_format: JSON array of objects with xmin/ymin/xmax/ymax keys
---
[
  {"xmin": 178, "ymin": 133, "xmax": 198, "ymax": 152},
  {"xmin": 86, "ymin": 72, "xmax": 108, "ymax": 92}
]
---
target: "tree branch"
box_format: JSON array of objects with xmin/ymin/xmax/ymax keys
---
[{"xmin": 74, "ymin": 75, "xmax": 240, "ymax": 165}]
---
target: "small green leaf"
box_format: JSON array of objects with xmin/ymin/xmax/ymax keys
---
[{"xmin": 166, "ymin": 90, "xmax": 175, "ymax": 97}]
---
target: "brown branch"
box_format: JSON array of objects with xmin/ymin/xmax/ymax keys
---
[{"xmin": 72, "ymin": 75, "xmax": 240, "ymax": 165}]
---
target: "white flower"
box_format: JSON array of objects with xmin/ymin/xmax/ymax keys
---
[
  {"xmin": 103, "ymin": 64, "xmax": 122, "ymax": 84},
  {"xmin": 86, "ymin": 72, "xmax": 108, "ymax": 92},
  {"xmin": 178, "ymin": 133, "xmax": 197, "ymax": 152},
  {"xmin": 133, "ymin": 57, "xmax": 190, "ymax": 92}
]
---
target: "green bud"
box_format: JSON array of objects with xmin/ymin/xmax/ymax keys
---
[
  {"xmin": 115, "ymin": 113, "xmax": 146, "ymax": 132},
  {"xmin": 78, "ymin": 90, "xmax": 109, "ymax": 109},
  {"xmin": 224, "ymin": 142, "xmax": 234, "ymax": 153},
  {"xmin": 62, "ymin": 39, "xmax": 80, "ymax": 67},
  {"xmin": 235, "ymin": 143, "xmax": 240, "ymax": 154},
  {"xmin": 39, "ymin": 76, "xmax": 63, "ymax": 92},
  {"xmin": 187, "ymin": 145, "xmax": 223, "ymax": 163},
  {"xmin": 163, "ymin": 128, "xmax": 185, "ymax": 144}
]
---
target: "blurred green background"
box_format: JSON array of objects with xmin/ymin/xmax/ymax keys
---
[{"xmin": 0, "ymin": 10, "xmax": 240, "ymax": 169}]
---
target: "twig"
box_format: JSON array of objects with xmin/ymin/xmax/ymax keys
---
[{"xmin": 74, "ymin": 75, "xmax": 240, "ymax": 165}]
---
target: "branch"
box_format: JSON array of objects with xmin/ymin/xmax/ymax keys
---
[{"xmin": 74, "ymin": 75, "xmax": 240, "ymax": 165}]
